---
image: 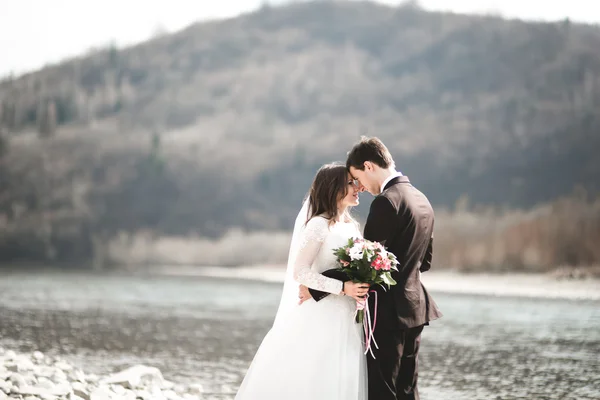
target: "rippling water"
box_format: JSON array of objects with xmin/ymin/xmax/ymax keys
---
[{"xmin": 0, "ymin": 271, "xmax": 599, "ymax": 400}]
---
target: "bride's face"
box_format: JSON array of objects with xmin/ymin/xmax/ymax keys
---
[
  {"xmin": 349, "ymin": 165, "xmax": 377, "ymax": 195},
  {"xmin": 339, "ymin": 173, "xmax": 360, "ymax": 209}
]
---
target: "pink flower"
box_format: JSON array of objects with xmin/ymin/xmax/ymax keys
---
[
  {"xmin": 371, "ymin": 255, "xmax": 384, "ymax": 271},
  {"xmin": 341, "ymin": 260, "xmax": 350, "ymax": 267},
  {"xmin": 381, "ymin": 258, "xmax": 392, "ymax": 271}
]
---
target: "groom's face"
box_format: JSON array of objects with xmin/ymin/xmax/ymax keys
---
[{"xmin": 349, "ymin": 166, "xmax": 376, "ymax": 195}]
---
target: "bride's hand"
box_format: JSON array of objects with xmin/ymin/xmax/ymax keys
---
[{"xmin": 343, "ymin": 281, "xmax": 370, "ymax": 302}]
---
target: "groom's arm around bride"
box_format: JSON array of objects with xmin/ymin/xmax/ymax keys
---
[{"xmin": 304, "ymin": 136, "xmax": 443, "ymax": 400}]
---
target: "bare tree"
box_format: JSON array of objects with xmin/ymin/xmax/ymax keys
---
[{"xmin": 38, "ymin": 100, "xmax": 57, "ymax": 137}]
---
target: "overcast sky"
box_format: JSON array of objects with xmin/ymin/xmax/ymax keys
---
[{"xmin": 1, "ymin": 0, "xmax": 598, "ymax": 77}]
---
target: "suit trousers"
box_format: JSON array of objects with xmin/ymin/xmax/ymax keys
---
[{"xmin": 367, "ymin": 324, "xmax": 424, "ymax": 400}]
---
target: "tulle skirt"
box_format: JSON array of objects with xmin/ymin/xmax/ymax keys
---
[{"xmin": 235, "ymin": 294, "xmax": 367, "ymax": 400}]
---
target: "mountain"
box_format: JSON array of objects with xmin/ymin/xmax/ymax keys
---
[{"xmin": 1, "ymin": 0, "xmax": 599, "ymax": 263}]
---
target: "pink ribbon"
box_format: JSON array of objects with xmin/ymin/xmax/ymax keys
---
[{"xmin": 355, "ymin": 289, "xmax": 379, "ymax": 358}]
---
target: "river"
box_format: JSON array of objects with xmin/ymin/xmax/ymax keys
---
[{"xmin": 0, "ymin": 270, "xmax": 599, "ymax": 400}]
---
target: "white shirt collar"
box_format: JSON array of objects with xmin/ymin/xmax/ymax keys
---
[{"xmin": 380, "ymin": 171, "xmax": 403, "ymax": 194}]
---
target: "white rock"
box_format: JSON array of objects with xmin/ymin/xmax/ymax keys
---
[
  {"xmin": 100, "ymin": 365, "xmax": 164, "ymax": 389},
  {"xmin": 43, "ymin": 356, "xmax": 56, "ymax": 366},
  {"xmin": 85, "ymin": 385, "xmax": 99, "ymax": 397},
  {"xmin": 52, "ymin": 369, "xmax": 68, "ymax": 383},
  {"xmin": 6, "ymin": 359, "xmax": 35, "ymax": 372},
  {"xmin": 148, "ymin": 392, "xmax": 166, "ymax": 400},
  {"xmin": 1, "ymin": 351, "xmax": 196, "ymax": 400},
  {"xmin": 54, "ymin": 361, "xmax": 74, "ymax": 372},
  {"xmin": 16, "ymin": 384, "xmax": 71, "ymax": 397},
  {"xmin": 5, "ymin": 364, "xmax": 18, "ymax": 373},
  {"xmin": 54, "ymin": 383, "xmax": 74, "ymax": 396},
  {"xmin": 38, "ymin": 380, "xmax": 56, "ymax": 390},
  {"xmin": 9, "ymin": 373, "xmax": 27, "ymax": 388},
  {"xmin": 187, "ymin": 383, "xmax": 204, "ymax": 393},
  {"xmin": 0, "ymin": 347, "xmax": 5, "ymax": 355},
  {"xmin": 16, "ymin": 386, "xmax": 53, "ymax": 397},
  {"xmin": 161, "ymin": 380, "xmax": 175, "ymax": 390},
  {"xmin": 71, "ymin": 382, "xmax": 87, "ymax": 392},
  {"xmin": 36, "ymin": 366, "xmax": 57, "ymax": 378},
  {"xmin": 120, "ymin": 389, "xmax": 136, "ymax": 400},
  {"xmin": 112, "ymin": 385, "xmax": 126, "ymax": 395},
  {"xmin": 21, "ymin": 358, "xmax": 36, "ymax": 370},
  {"xmin": 173, "ymin": 384, "xmax": 187, "ymax": 393},
  {"xmin": 0, "ymin": 381, "xmax": 11, "ymax": 394},
  {"xmin": 73, "ymin": 386, "xmax": 90, "ymax": 400},
  {"xmin": 69, "ymin": 369, "xmax": 87, "ymax": 383},
  {"xmin": 90, "ymin": 387, "xmax": 113, "ymax": 400},
  {"xmin": 162, "ymin": 389, "xmax": 180, "ymax": 400},
  {"xmin": 149, "ymin": 385, "xmax": 166, "ymax": 399},
  {"xmin": 134, "ymin": 389, "xmax": 152, "ymax": 400}
]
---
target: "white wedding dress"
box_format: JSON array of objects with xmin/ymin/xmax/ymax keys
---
[{"xmin": 235, "ymin": 215, "xmax": 368, "ymax": 400}]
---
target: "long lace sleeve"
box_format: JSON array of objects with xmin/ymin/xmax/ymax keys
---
[{"xmin": 293, "ymin": 217, "xmax": 344, "ymax": 294}]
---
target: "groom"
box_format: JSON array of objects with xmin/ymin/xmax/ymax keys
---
[{"xmin": 300, "ymin": 136, "xmax": 442, "ymax": 400}]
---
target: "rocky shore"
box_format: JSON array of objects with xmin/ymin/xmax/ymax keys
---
[{"xmin": 0, "ymin": 348, "xmax": 203, "ymax": 400}]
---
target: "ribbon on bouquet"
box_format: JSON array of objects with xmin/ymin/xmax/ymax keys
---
[{"xmin": 355, "ymin": 289, "xmax": 379, "ymax": 359}]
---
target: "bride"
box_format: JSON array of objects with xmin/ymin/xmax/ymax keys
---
[{"xmin": 235, "ymin": 162, "xmax": 370, "ymax": 400}]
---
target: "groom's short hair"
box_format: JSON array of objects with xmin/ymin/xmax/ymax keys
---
[{"xmin": 346, "ymin": 136, "xmax": 394, "ymax": 170}]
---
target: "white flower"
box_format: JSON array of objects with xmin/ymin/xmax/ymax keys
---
[{"xmin": 348, "ymin": 244, "xmax": 364, "ymax": 261}]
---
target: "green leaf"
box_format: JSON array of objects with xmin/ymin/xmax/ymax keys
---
[
  {"xmin": 381, "ymin": 272, "xmax": 397, "ymax": 286},
  {"xmin": 356, "ymin": 310, "xmax": 363, "ymax": 324}
]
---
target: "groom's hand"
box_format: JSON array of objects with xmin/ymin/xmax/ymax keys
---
[{"xmin": 298, "ymin": 285, "xmax": 312, "ymax": 305}]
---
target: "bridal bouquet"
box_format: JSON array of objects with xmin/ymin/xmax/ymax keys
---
[{"xmin": 333, "ymin": 237, "xmax": 398, "ymax": 324}]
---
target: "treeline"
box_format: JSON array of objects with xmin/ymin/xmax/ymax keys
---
[{"xmin": 0, "ymin": 1, "xmax": 599, "ymax": 268}]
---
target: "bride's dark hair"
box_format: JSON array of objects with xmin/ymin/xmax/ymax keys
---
[{"xmin": 306, "ymin": 162, "xmax": 356, "ymax": 226}]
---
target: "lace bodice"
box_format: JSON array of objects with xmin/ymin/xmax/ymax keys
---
[{"xmin": 292, "ymin": 216, "xmax": 362, "ymax": 294}]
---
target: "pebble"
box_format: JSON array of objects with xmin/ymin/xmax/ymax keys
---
[{"xmin": 0, "ymin": 381, "xmax": 11, "ymax": 394}]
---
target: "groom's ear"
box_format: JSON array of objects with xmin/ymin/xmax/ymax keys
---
[{"xmin": 364, "ymin": 161, "xmax": 373, "ymax": 171}]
